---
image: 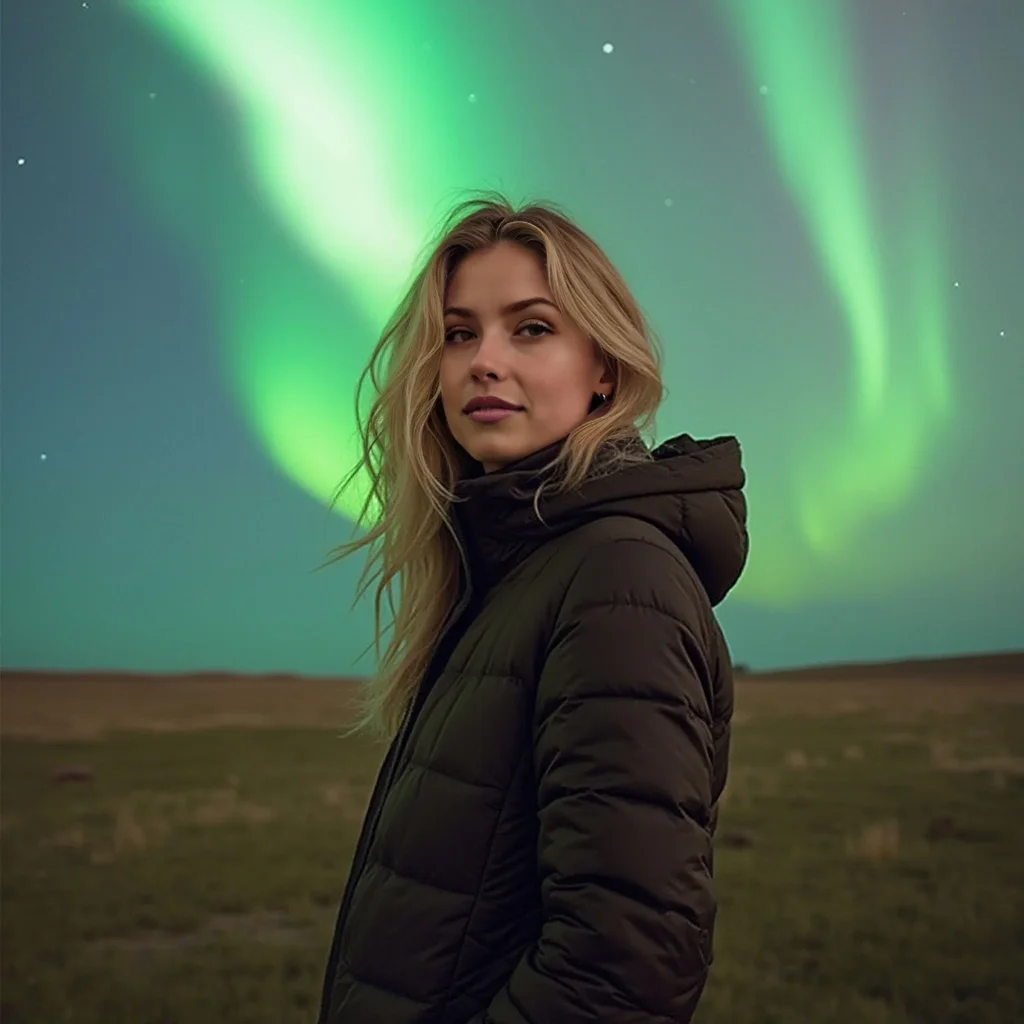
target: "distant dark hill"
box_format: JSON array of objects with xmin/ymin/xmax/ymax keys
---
[
  {"xmin": 739, "ymin": 650, "xmax": 1023, "ymax": 682},
  {"xmin": 3, "ymin": 650, "xmax": 1022, "ymax": 686}
]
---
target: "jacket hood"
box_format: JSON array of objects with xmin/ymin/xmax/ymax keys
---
[{"xmin": 453, "ymin": 432, "xmax": 748, "ymax": 606}]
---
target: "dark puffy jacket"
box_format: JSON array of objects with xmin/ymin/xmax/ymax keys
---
[{"xmin": 319, "ymin": 433, "xmax": 748, "ymax": 1023}]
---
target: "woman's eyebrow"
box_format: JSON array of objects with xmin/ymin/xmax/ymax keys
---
[{"xmin": 443, "ymin": 297, "xmax": 559, "ymax": 318}]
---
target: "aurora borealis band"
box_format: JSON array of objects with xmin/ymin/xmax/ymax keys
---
[
  {"xmin": 4, "ymin": 0, "xmax": 1022, "ymax": 676},
  {"xmin": 717, "ymin": 0, "xmax": 954, "ymax": 596}
]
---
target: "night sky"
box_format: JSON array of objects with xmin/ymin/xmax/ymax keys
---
[{"xmin": 3, "ymin": 0, "xmax": 1022, "ymax": 679}]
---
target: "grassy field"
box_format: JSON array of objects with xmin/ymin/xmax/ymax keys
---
[{"xmin": 2, "ymin": 656, "xmax": 1023, "ymax": 1024}]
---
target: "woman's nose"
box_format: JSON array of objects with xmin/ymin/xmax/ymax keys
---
[{"xmin": 468, "ymin": 333, "xmax": 510, "ymax": 379}]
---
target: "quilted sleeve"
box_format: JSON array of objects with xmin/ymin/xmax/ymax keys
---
[{"xmin": 468, "ymin": 536, "xmax": 719, "ymax": 1024}]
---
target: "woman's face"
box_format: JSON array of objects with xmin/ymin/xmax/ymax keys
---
[{"xmin": 439, "ymin": 242, "xmax": 609, "ymax": 473}]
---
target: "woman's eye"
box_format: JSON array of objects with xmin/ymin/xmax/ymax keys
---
[
  {"xmin": 519, "ymin": 321, "xmax": 551, "ymax": 338},
  {"xmin": 444, "ymin": 322, "xmax": 551, "ymax": 344}
]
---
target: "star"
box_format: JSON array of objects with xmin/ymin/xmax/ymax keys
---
[
  {"xmin": 602, "ymin": 43, "xmax": 614, "ymax": 54},
  {"xmin": 17, "ymin": 158, "xmax": 25, "ymax": 165},
  {"xmin": 40, "ymin": 453, "xmax": 48, "ymax": 461}
]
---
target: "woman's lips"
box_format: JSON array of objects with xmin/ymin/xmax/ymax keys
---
[{"xmin": 467, "ymin": 407, "xmax": 522, "ymax": 423}]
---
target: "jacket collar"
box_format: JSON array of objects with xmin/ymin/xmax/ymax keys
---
[{"xmin": 449, "ymin": 431, "xmax": 748, "ymax": 606}]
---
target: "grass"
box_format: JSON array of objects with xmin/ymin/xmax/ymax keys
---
[{"xmin": 1, "ymin": 663, "xmax": 1023, "ymax": 1023}]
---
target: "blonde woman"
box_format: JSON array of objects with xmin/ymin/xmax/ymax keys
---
[{"xmin": 317, "ymin": 193, "xmax": 748, "ymax": 1023}]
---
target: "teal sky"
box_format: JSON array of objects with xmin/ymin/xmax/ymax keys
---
[{"xmin": 3, "ymin": 0, "xmax": 1022, "ymax": 677}]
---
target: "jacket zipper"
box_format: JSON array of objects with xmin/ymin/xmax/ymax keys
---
[{"xmin": 318, "ymin": 523, "xmax": 472, "ymax": 1022}]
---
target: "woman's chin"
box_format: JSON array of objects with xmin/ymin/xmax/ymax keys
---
[{"xmin": 470, "ymin": 443, "xmax": 526, "ymax": 473}]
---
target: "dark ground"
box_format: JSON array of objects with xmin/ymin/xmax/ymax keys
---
[{"xmin": 2, "ymin": 654, "xmax": 1022, "ymax": 1023}]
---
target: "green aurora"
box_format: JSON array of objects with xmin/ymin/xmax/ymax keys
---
[{"xmin": 114, "ymin": 0, "xmax": 954, "ymax": 607}]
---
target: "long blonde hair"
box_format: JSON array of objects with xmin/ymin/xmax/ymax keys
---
[{"xmin": 320, "ymin": 191, "xmax": 665, "ymax": 742}]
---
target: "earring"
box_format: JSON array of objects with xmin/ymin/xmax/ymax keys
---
[{"xmin": 593, "ymin": 391, "xmax": 609, "ymax": 404}]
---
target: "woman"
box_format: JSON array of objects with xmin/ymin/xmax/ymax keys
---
[{"xmin": 317, "ymin": 193, "xmax": 748, "ymax": 1023}]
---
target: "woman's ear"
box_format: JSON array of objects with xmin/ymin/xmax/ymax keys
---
[{"xmin": 598, "ymin": 357, "xmax": 616, "ymax": 389}]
